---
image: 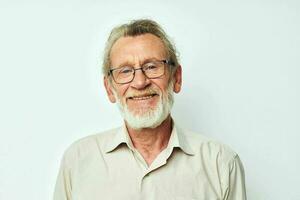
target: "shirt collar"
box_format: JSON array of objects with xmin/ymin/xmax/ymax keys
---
[
  {"xmin": 104, "ymin": 121, "xmax": 195, "ymax": 156},
  {"xmin": 170, "ymin": 123, "xmax": 195, "ymax": 155},
  {"xmin": 104, "ymin": 124, "xmax": 134, "ymax": 153}
]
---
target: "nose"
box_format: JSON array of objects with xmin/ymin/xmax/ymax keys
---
[{"xmin": 130, "ymin": 68, "xmax": 150, "ymax": 89}]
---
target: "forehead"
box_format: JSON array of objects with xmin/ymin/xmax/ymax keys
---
[{"xmin": 110, "ymin": 33, "xmax": 167, "ymax": 66}]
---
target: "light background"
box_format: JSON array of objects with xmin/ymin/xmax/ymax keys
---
[{"xmin": 0, "ymin": 0, "xmax": 299, "ymax": 199}]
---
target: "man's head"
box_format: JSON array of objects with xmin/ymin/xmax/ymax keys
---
[{"xmin": 103, "ymin": 19, "xmax": 182, "ymax": 130}]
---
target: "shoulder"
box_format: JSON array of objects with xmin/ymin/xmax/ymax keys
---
[
  {"xmin": 61, "ymin": 127, "xmax": 120, "ymax": 167},
  {"xmin": 179, "ymin": 127, "xmax": 238, "ymax": 165}
]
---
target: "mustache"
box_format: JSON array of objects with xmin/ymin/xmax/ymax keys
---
[{"xmin": 126, "ymin": 88, "xmax": 161, "ymax": 98}]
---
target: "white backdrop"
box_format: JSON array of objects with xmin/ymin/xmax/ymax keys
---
[{"xmin": 0, "ymin": 0, "xmax": 299, "ymax": 199}]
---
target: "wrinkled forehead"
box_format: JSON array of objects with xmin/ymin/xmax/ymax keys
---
[{"xmin": 110, "ymin": 33, "xmax": 167, "ymax": 67}]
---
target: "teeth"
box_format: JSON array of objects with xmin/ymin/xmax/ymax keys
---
[{"xmin": 131, "ymin": 95, "xmax": 155, "ymax": 100}]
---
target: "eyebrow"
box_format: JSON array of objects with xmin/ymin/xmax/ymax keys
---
[{"xmin": 117, "ymin": 57, "xmax": 163, "ymax": 68}]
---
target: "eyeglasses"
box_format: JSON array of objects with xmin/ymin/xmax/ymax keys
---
[{"xmin": 108, "ymin": 59, "xmax": 173, "ymax": 84}]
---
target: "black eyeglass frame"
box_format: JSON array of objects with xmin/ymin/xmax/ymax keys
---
[{"xmin": 108, "ymin": 59, "xmax": 174, "ymax": 84}]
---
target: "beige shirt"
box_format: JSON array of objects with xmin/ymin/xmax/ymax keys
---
[{"xmin": 54, "ymin": 124, "xmax": 246, "ymax": 200}]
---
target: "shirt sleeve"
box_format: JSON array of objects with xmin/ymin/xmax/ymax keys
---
[
  {"xmin": 53, "ymin": 154, "xmax": 72, "ymax": 200},
  {"xmin": 223, "ymin": 155, "xmax": 247, "ymax": 200}
]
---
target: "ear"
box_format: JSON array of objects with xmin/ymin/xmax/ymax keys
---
[
  {"xmin": 104, "ymin": 76, "xmax": 116, "ymax": 103},
  {"xmin": 173, "ymin": 65, "xmax": 182, "ymax": 93}
]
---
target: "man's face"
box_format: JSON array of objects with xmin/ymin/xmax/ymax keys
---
[{"xmin": 104, "ymin": 33, "xmax": 182, "ymax": 129}]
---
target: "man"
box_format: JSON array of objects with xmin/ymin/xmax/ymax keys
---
[{"xmin": 54, "ymin": 19, "xmax": 247, "ymax": 200}]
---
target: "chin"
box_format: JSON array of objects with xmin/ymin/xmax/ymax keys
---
[
  {"xmin": 128, "ymin": 107, "xmax": 156, "ymax": 117},
  {"xmin": 122, "ymin": 99, "xmax": 172, "ymax": 130}
]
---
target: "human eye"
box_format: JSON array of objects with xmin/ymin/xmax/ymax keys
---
[
  {"xmin": 143, "ymin": 62, "xmax": 158, "ymax": 71},
  {"xmin": 118, "ymin": 66, "xmax": 133, "ymax": 74}
]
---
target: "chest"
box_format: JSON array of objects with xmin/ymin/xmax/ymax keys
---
[{"xmin": 71, "ymin": 150, "xmax": 223, "ymax": 200}]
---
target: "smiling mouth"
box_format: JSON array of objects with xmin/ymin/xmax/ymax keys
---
[{"xmin": 128, "ymin": 94, "xmax": 158, "ymax": 100}]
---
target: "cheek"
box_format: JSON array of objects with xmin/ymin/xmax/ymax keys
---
[
  {"xmin": 153, "ymin": 80, "xmax": 169, "ymax": 93},
  {"xmin": 114, "ymin": 85, "xmax": 129, "ymax": 99}
]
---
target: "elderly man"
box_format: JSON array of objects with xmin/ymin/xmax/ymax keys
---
[{"xmin": 54, "ymin": 19, "xmax": 247, "ymax": 200}]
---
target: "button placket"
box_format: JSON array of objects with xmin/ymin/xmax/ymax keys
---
[{"xmin": 139, "ymin": 170, "xmax": 151, "ymax": 192}]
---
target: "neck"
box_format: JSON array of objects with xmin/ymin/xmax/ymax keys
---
[{"xmin": 125, "ymin": 115, "xmax": 173, "ymax": 165}]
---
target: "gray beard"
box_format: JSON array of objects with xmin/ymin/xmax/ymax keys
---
[{"xmin": 113, "ymin": 81, "xmax": 174, "ymax": 130}]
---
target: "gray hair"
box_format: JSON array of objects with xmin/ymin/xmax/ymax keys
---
[{"xmin": 102, "ymin": 19, "xmax": 180, "ymax": 76}]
